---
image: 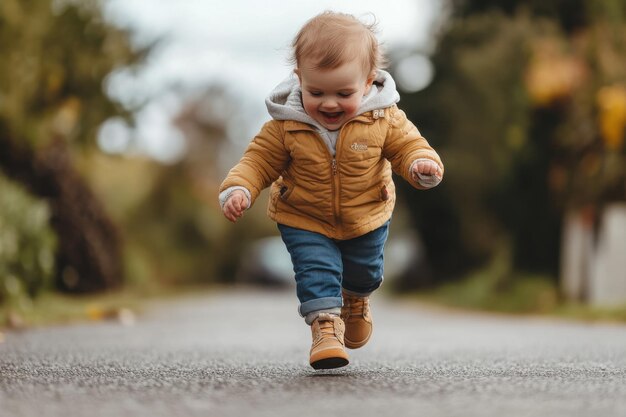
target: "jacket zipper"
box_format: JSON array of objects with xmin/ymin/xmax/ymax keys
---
[
  {"xmin": 332, "ymin": 124, "xmax": 348, "ymax": 227},
  {"xmin": 312, "ymin": 128, "xmax": 345, "ymax": 228},
  {"xmin": 331, "ymin": 157, "xmax": 340, "ymax": 225},
  {"xmin": 295, "ymin": 117, "xmax": 373, "ymax": 230}
]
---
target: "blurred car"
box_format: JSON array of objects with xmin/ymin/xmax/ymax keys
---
[
  {"xmin": 235, "ymin": 236, "xmax": 295, "ymax": 287},
  {"xmin": 235, "ymin": 230, "xmax": 426, "ymax": 289}
]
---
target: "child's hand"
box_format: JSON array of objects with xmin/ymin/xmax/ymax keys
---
[
  {"xmin": 222, "ymin": 190, "xmax": 249, "ymax": 223},
  {"xmin": 412, "ymin": 159, "xmax": 442, "ymax": 181}
]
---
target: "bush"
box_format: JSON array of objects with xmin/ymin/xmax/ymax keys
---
[{"xmin": 0, "ymin": 174, "xmax": 56, "ymax": 309}]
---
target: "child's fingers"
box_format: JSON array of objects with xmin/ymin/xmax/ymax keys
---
[
  {"xmin": 228, "ymin": 201, "xmax": 247, "ymax": 222},
  {"xmin": 414, "ymin": 161, "xmax": 433, "ymax": 175},
  {"xmin": 223, "ymin": 202, "xmax": 240, "ymax": 222},
  {"xmin": 231, "ymin": 199, "xmax": 240, "ymax": 211},
  {"xmin": 227, "ymin": 208, "xmax": 242, "ymax": 222},
  {"xmin": 234, "ymin": 195, "xmax": 246, "ymax": 212},
  {"xmin": 223, "ymin": 205, "xmax": 235, "ymax": 222},
  {"xmin": 222, "ymin": 191, "xmax": 249, "ymax": 222},
  {"xmin": 422, "ymin": 161, "xmax": 440, "ymax": 176}
]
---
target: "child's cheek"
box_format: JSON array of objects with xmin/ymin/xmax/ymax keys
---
[
  {"xmin": 302, "ymin": 99, "xmax": 317, "ymax": 118},
  {"xmin": 343, "ymin": 100, "xmax": 360, "ymax": 118}
]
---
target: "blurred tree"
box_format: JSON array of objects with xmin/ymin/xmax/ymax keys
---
[
  {"xmin": 395, "ymin": 11, "xmax": 538, "ymax": 286},
  {"xmin": 540, "ymin": 1, "xmax": 626, "ymax": 209},
  {"xmin": 394, "ymin": 0, "xmax": 626, "ymax": 288},
  {"xmin": 451, "ymin": 0, "xmax": 589, "ymax": 32},
  {"xmin": 171, "ymin": 86, "xmax": 277, "ymax": 284},
  {"xmin": 0, "ymin": 0, "xmax": 145, "ymax": 293}
]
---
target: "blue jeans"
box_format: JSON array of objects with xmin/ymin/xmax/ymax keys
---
[{"xmin": 278, "ymin": 221, "xmax": 390, "ymax": 317}]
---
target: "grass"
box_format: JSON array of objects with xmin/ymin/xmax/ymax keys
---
[
  {"xmin": 0, "ymin": 283, "xmax": 217, "ymax": 331},
  {"xmin": 403, "ymin": 243, "xmax": 626, "ymax": 323},
  {"xmin": 410, "ymin": 271, "xmax": 626, "ymax": 323}
]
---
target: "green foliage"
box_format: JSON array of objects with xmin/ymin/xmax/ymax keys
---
[
  {"xmin": 429, "ymin": 244, "xmax": 559, "ymax": 313},
  {"xmin": 122, "ymin": 164, "xmax": 276, "ymax": 286},
  {"xmin": 78, "ymin": 151, "xmax": 276, "ymax": 287},
  {"xmin": 0, "ymin": 174, "xmax": 56, "ymax": 310},
  {"xmin": 0, "ymin": 0, "xmax": 142, "ymax": 147},
  {"xmin": 417, "ymin": 240, "xmax": 626, "ymax": 320},
  {"xmin": 0, "ymin": 0, "xmax": 147, "ymax": 295},
  {"xmin": 452, "ymin": 0, "xmax": 590, "ymax": 32},
  {"xmin": 419, "ymin": 269, "xmax": 626, "ymax": 321},
  {"xmin": 396, "ymin": 0, "xmax": 626, "ymax": 286},
  {"xmin": 126, "ymin": 165, "xmax": 222, "ymax": 285},
  {"xmin": 398, "ymin": 12, "xmax": 542, "ymax": 281},
  {"xmin": 433, "ymin": 273, "xmax": 559, "ymax": 313}
]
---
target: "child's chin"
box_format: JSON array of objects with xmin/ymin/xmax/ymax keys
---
[
  {"xmin": 321, "ymin": 118, "xmax": 343, "ymax": 129},
  {"xmin": 323, "ymin": 123, "xmax": 342, "ymax": 131}
]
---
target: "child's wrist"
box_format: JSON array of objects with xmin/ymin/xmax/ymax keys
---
[{"xmin": 219, "ymin": 186, "xmax": 252, "ymax": 209}]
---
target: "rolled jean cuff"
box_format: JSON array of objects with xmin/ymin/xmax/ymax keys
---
[
  {"xmin": 342, "ymin": 287, "xmax": 373, "ymax": 297},
  {"xmin": 305, "ymin": 308, "xmax": 342, "ymax": 325},
  {"xmin": 299, "ymin": 296, "xmax": 343, "ymax": 317},
  {"xmin": 342, "ymin": 276, "xmax": 384, "ymax": 297}
]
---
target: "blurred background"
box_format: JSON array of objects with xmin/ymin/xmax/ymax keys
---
[{"xmin": 1, "ymin": 0, "xmax": 625, "ymax": 326}]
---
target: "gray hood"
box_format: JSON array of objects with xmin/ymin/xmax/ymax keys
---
[{"xmin": 265, "ymin": 69, "xmax": 400, "ymax": 128}]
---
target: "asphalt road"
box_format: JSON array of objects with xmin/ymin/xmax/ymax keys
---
[{"xmin": 1, "ymin": 287, "xmax": 625, "ymax": 417}]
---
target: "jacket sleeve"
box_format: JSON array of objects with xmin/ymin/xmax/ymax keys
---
[
  {"xmin": 382, "ymin": 106, "xmax": 444, "ymax": 190},
  {"xmin": 219, "ymin": 120, "xmax": 290, "ymax": 205}
]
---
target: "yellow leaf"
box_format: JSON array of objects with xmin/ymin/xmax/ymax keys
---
[
  {"xmin": 525, "ymin": 39, "xmax": 586, "ymax": 107},
  {"xmin": 597, "ymin": 85, "xmax": 626, "ymax": 151},
  {"xmin": 86, "ymin": 305, "xmax": 105, "ymax": 321}
]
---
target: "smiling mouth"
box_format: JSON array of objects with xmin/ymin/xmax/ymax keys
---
[{"xmin": 320, "ymin": 111, "xmax": 343, "ymax": 122}]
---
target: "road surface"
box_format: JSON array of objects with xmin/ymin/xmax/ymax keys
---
[{"xmin": 1, "ymin": 287, "xmax": 625, "ymax": 417}]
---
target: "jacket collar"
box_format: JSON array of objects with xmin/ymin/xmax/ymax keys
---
[{"xmin": 283, "ymin": 111, "xmax": 380, "ymax": 132}]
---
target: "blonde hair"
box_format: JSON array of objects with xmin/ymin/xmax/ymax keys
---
[{"xmin": 290, "ymin": 11, "xmax": 385, "ymax": 75}]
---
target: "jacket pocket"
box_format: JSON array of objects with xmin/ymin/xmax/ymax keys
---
[
  {"xmin": 380, "ymin": 184, "xmax": 389, "ymax": 201},
  {"xmin": 279, "ymin": 184, "xmax": 294, "ymax": 201},
  {"xmin": 379, "ymin": 179, "xmax": 396, "ymax": 203}
]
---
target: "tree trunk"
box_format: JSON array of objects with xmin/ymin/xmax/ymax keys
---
[{"xmin": 0, "ymin": 124, "xmax": 123, "ymax": 293}]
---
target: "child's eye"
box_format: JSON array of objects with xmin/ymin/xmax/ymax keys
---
[
  {"xmin": 309, "ymin": 91, "xmax": 323, "ymax": 97},
  {"xmin": 338, "ymin": 92, "xmax": 354, "ymax": 98}
]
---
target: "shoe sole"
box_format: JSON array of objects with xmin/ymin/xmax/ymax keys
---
[
  {"xmin": 310, "ymin": 356, "xmax": 349, "ymax": 370},
  {"xmin": 344, "ymin": 332, "xmax": 371, "ymax": 349}
]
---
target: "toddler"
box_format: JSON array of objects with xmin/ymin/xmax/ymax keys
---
[{"xmin": 219, "ymin": 11, "xmax": 443, "ymax": 369}]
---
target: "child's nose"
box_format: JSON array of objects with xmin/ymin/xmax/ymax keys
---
[{"xmin": 321, "ymin": 98, "xmax": 339, "ymax": 109}]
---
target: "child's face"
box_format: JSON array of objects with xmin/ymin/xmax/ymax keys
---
[{"xmin": 296, "ymin": 59, "xmax": 374, "ymax": 131}]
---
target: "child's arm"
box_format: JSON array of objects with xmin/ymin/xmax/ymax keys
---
[
  {"xmin": 219, "ymin": 120, "xmax": 289, "ymax": 219},
  {"xmin": 382, "ymin": 106, "xmax": 444, "ymax": 190}
]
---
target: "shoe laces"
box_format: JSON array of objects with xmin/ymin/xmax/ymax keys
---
[
  {"xmin": 318, "ymin": 318, "xmax": 335, "ymax": 336},
  {"xmin": 314, "ymin": 314, "xmax": 342, "ymax": 341},
  {"xmin": 343, "ymin": 295, "xmax": 369, "ymax": 318}
]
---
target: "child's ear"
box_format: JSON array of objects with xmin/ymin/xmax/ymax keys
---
[
  {"xmin": 368, "ymin": 70, "xmax": 377, "ymax": 84},
  {"xmin": 365, "ymin": 70, "xmax": 376, "ymax": 92}
]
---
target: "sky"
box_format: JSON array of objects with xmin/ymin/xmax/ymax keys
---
[{"xmin": 100, "ymin": 0, "xmax": 444, "ymax": 162}]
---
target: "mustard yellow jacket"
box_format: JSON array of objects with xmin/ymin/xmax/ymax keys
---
[{"xmin": 220, "ymin": 105, "xmax": 443, "ymax": 240}]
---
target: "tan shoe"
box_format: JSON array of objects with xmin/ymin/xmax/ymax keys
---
[
  {"xmin": 309, "ymin": 313, "xmax": 349, "ymax": 370},
  {"xmin": 341, "ymin": 291, "xmax": 373, "ymax": 349}
]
